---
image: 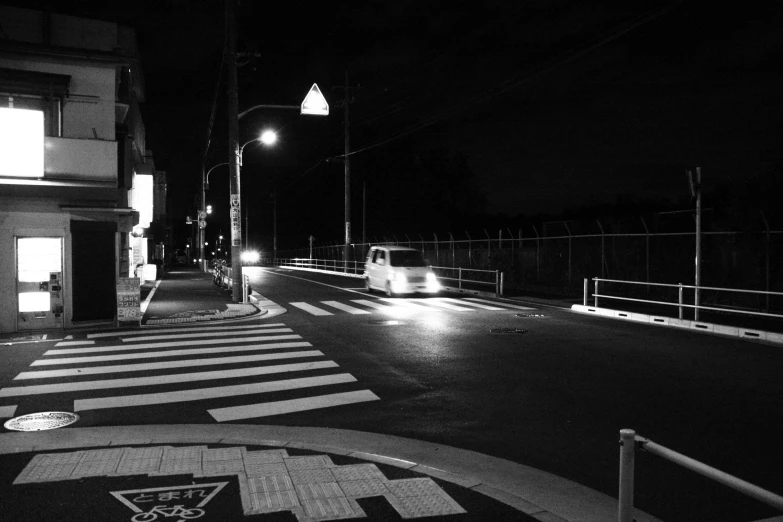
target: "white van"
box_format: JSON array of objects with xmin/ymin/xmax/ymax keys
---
[{"xmin": 364, "ymin": 246, "xmax": 441, "ymax": 296}]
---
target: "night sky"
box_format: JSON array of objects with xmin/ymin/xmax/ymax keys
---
[{"xmin": 7, "ymin": 0, "xmax": 783, "ymax": 250}]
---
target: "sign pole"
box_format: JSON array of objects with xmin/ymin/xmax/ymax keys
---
[{"xmin": 226, "ymin": 0, "xmax": 242, "ymax": 302}]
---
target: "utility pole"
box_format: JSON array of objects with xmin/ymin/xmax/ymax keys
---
[
  {"xmin": 687, "ymin": 167, "xmax": 702, "ymax": 321},
  {"xmin": 335, "ymin": 71, "xmax": 360, "ymax": 271},
  {"xmin": 226, "ymin": 0, "xmax": 242, "ymax": 301},
  {"xmin": 272, "ymin": 189, "xmax": 277, "ymax": 261}
]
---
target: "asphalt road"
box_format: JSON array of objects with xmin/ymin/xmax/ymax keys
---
[
  {"xmin": 1, "ymin": 266, "xmax": 781, "ymax": 521},
  {"xmin": 244, "ymin": 267, "xmax": 783, "ymax": 522}
]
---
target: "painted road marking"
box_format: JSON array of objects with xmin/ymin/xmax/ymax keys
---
[
  {"xmin": 44, "ymin": 335, "xmax": 299, "ymax": 355},
  {"xmin": 465, "ymin": 297, "xmax": 536, "ymax": 310},
  {"xmin": 290, "ymin": 302, "xmax": 334, "ymax": 316},
  {"xmin": 350, "ymin": 300, "xmax": 396, "ymax": 312},
  {"xmin": 87, "ymin": 323, "xmax": 287, "ymax": 339},
  {"xmin": 33, "ymin": 340, "xmax": 310, "ymax": 366},
  {"xmin": 121, "ymin": 327, "xmax": 293, "ymax": 343},
  {"xmin": 320, "ymin": 301, "xmax": 372, "ymax": 314},
  {"xmin": 1, "ymin": 358, "xmax": 334, "ymax": 396},
  {"xmin": 437, "ymin": 297, "xmax": 506, "ymax": 310},
  {"xmin": 408, "ymin": 298, "xmax": 473, "ymax": 311},
  {"xmin": 208, "ymin": 389, "xmax": 380, "ymax": 422},
  {"xmin": 53, "ymin": 340, "xmax": 95, "ymax": 347},
  {"xmin": 15, "ymin": 351, "xmax": 326, "ymax": 380},
  {"xmin": 0, "ymin": 405, "xmax": 18, "ymax": 417},
  {"xmin": 378, "ymin": 298, "xmax": 443, "ymax": 311},
  {"xmin": 74, "ymin": 374, "xmax": 358, "ymax": 411}
]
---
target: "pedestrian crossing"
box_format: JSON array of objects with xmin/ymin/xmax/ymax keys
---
[
  {"xmin": 287, "ymin": 297, "xmax": 535, "ymax": 317},
  {"xmin": 0, "ymin": 322, "xmax": 379, "ymax": 422}
]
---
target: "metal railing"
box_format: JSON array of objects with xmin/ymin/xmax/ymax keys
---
[
  {"xmin": 586, "ymin": 278, "xmax": 783, "ymax": 322},
  {"xmin": 273, "ymin": 258, "xmax": 504, "ymax": 296},
  {"xmin": 618, "ymin": 429, "xmax": 783, "ymax": 522}
]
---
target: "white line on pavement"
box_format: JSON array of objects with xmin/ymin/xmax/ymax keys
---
[
  {"xmin": 289, "ymin": 302, "xmax": 334, "ymax": 316},
  {"xmin": 0, "ymin": 405, "xmax": 18, "ymax": 417},
  {"xmin": 378, "ymin": 298, "xmax": 443, "ymax": 311},
  {"xmin": 349, "ymin": 300, "xmax": 395, "ymax": 311},
  {"xmin": 121, "ymin": 327, "xmax": 293, "ymax": 343},
  {"xmin": 437, "ymin": 297, "xmax": 506, "ymax": 310},
  {"xmin": 14, "ymin": 351, "xmax": 325, "ymax": 380},
  {"xmin": 34, "ymin": 340, "xmax": 311, "ymax": 365},
  {"xmin": 73, "ymin": 373, "xmax": 357, "ymax": 411},
  {"xmin": 87, "ymin": 323, "xmax": 287, "ymax": 339},
  {"xmin": 320, "ymin": 301, "xmax": 372, "ymax": 314},
  {"xmin": 208, "ymin": 389, "xmax": 380, "ymax": 422},
  {"xmin": 465, "ymin": 297, "xmax": 536, "ymax": 310},
  {"xmin": 2, "ymin": 358, "xmax": 334, "ymax": 397},
  {"xmin": 44, "ymin": 335, "xmax": 301, "ymax": 355},
  {"xmin": 408, "ymin": 298, "xmax": 472, "ymax": 311},
  {"xmin": 54, "ymin": 340, "xmax": 96, "ymax": 347}
]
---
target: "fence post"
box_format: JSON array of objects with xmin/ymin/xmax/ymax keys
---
[
  {"xmin": 495, "ymin": 270, "xmax": 500, "ymax": 296},
  {"xmin": 449, "ymin": 233, "xmax": 455, "ymax": 268},
  {"xmin": 565, "ymin": 223, "xmax": 572, "ymax": 289},
  {"xmin": 618, "ymin": 429, "xmax": 636, "ymax": 522},
  {"xmin": 533, "ymin": 226, "xmax": 540, "ymax": 282},
  {"xmin": 459, "ymin": 267, "xmax": 463, "ymax": 290},
  {"xmin": 597, "ymin": 219, "xmax": 606, "ymax": 279},
  {"xmin": 434, "ymin": 234, "xmax": 439, "ymax": 264},
  {"xmin": 594, "ymin": 278, "xmax": 599, "ymax": 308},
  {"xmin": 584, "ymin": 278, "xmax": 588, "ymax": 306},
  {"xmin": 678, "ymin": 283, "xmax": 684, "ymax": 319}
]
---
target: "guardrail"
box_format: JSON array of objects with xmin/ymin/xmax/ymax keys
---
[
  {"xmin": 585, "ymin": 278, "xmax": 783, "ymax": 322},
  {"xmin": 274, "ymin": 258, "xmax": 504, "ymax": 296},
  {"xmin": 618, "ymin": 429, "xmax": 783, "ymax": 522}
]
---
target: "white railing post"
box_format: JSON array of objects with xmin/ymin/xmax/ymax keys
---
[
  {"xmin": 499, "ymin": 272, "xmax": 504, "ymax": 296},
  {"xmin": 618, "ymin": 429, "xmax": 636, "ymax": 522},
  {"xmin": 678, "ymin": 283, "xmax": 684, "ymax": 319},
  {"xmin": 459, "ymin": 267, "xmax": 463, "ymax": 290},
  {"xmin": 584, "ymin": 278, "xmax": 588, "ymax": 306},
  {"xmin": 594, "ymin": 278, "xmax": 599, "ymax": 308}
]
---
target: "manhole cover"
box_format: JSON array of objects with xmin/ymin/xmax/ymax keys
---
[
  {"xmin": 490, "ymin": 328, "xmax": 528, "ymax": 334},
  {"xmin": 368, "ymin": 320, "xmax": 404, "ymax": 326},
  {"xmin": 4, "ymin": 412, "xmax": 79, "ymax": 431},
  {"xmin": 517, "ymin": 313, "xmax": 545, "ymax": 318}
]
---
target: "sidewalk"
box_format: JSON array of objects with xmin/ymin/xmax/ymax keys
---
[{"xmin": 0, "ymin": 266, "xmax": 661, "ymax": 521}]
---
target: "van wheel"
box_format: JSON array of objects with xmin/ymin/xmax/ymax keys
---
[
  {"xmin": 385, "ymin": 281, "xmax": 394, "ymax": 297},
  {"xmin": 365, "ymin": 278, "xmax": 373, "ymax": 293}
]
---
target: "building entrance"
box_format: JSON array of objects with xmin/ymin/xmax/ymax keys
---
[{"xmin": 16, "ymin": 237, "xmax": 64, "ymax": 331}]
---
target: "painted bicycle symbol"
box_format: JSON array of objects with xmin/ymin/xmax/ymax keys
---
[{"xmin": 131, "ymin": 505, "xmax": 205, "ymax": 521}]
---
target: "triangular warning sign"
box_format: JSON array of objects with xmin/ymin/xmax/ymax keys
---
[
  {"xmin": 111, "ymin": 482, "xmax": 228, "ymax": 516},
  {"xmin": 301, "ymin": 83, "xmax": 329, "ymax": 116}
]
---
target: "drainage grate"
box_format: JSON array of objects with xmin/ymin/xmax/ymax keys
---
[
  {"xmin": 490, "ymin": 328, "xmax": 528, "ymax": 334},
  {"xmin": 4, "ymin": 411, "xmax": 79, "ymax": 432},
  {"xmin": 516, "ymin": 313, "xmax": 545, "ymax": 318}
]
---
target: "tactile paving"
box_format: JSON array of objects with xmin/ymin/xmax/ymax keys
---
[
  {"xmin": 331, "ymin": 464, "xmax": 381, "ymax": 482},
  {"xmin": 247, "ymin": 489, "xmax": 300, "ymax": 513},
  {"xmin": 248, "ymin": 474, "xmax": 294, "ymax": 492},
  {"xmin": 245, "ymin": 462, "xmax": 288, "ymax": 477},
  {"xmin": 301, "ymin": 497, "xmax": 358, "ymax": 519},
  {"xmin": 395, "ymin": 493, "xmax": 466, "ymax": 517},
  {"xmin": 243, "ymin": 449, "xmax": 288, "ymax": 465},
  {"xmin": 338, "ymin": 478, "xmax": 390, "ymax": 498},
  {"xmin": 387, "ymin": 477, "xmax": 443, "ymax": 498},
  {"xmin": 13, "ymin": 451, "xmax": 84, "ymax": 484},
  {"xmin": 284, "ymin": 455, "xmax": 333, "ymax": 470},
  {"xmin": 202, "ymin": 459, "xmax": 245, "ymax": 474},
  {"xmin": 296, "ymin": 482, "xmax": 344, "ymax": 500},
  {"xmin": 204, "ymin": 446, "xmax": 243, "ymax": 461},
  {"xmin": 289, "ymin": 468, "xmax": 336, "ymax": 485},
  {"xmin": 72, "ymin": 448, "xmax": 125, "ymax": 477},
  {"xmin": 114, "ymin": 446, "xmax": 163, "ymax": 475}
]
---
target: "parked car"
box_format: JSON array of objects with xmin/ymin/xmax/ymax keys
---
[{"xmin": 364, "ymin": 246, "xmax": 440, "ymax": 296}]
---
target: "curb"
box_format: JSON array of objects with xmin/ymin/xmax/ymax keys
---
[
  {"xmin": 0, "ymin": 424, "xmax": 661, "ymax": 522},
  {"xmin": 571, "ymin": 304, "xmax": 783, "ymax": 345}
]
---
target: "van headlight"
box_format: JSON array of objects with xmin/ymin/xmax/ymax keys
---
[
  {"xmin": 426, "ymin": 272, "xmax": 437, "ymax": 282},
  {"xmin": 390, "ymin": 271, "xmax": 407, "ymax": 283}
]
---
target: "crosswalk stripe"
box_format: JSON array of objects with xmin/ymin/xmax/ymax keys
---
[
  {"xmin": 437, "ymin": 297, "xmax": 506, "ymax": 310},
  {"xmin": 121, "ymin": 327, "xmax": 293, "ymax": 343},
  {"xmin": 33, "ymin": 340, "xmax": 312, "ymax": 366},
  {"xmin": 0, "ymin": 405, "xmax": 18, "ymax": 418},
  {"xmin": 349, "ymin": 300, "xmax": 395, "ymax": 311},
  {"xmin": 45, "ymin": 335, "xmax": 299, "ymax": 355},
  {"xmin": 73, "ymin": 373, "xmax": 357, "ymax": 411},
  {"xmin": 408, "ymin": 298, "xmax": 473, "ymax": 311},
  {"xmin": 290, "ymin": 302, "xmax": 334, "ymax": 316},
  {"xmin": 465, "ymin": 297, "xmax": 536, "ymax": 310},
  {"xmin": 320, "ymin": 301, "xmax": 371, "ymax": 314},
  {"xmin": 54, "ymin": 340, "xmax": 95, "ymax": 347},
  {"xmin": 87, "ymin": 323, "xmax": 287, "ymax": 339},
  {"xmin": 1, "ymin": 358, "xmax": 334, "ymax": 397},
  {"xmin": 377, "ymin": 298, "xmax": 442, "ymax": 311},
  {"xmin": 208, "ymin": 389, "xmax": 380, "ymax": 422},
  {"xmin": 15, "ymin": 351, "xmax": 325, "ymax": 380}
]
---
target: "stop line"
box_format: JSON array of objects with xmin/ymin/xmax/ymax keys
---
[{"xmin": 289, "ymin": 297, "xmax": 535, "ymax": 316}]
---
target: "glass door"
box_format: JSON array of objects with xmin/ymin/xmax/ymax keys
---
[{"xmin": 17, "ymin": 237, "xmax": 64, "ymax": 330}]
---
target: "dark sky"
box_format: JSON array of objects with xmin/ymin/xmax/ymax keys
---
[{"xmin": 8, "ymin": 0, "xmax": 783, "ymax": 248}]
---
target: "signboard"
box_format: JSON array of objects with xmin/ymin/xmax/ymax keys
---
[
  {"xmin": 230, "ymin": 194, "xmax": 241, "ymax": 246},
  {"xmin": 199, "ymin": 220, "xmax": 207, "ymax": 229},
  {"xmin": 117, "ymin": 277, "xmax": 140, "ymax": 323},
  {"xmin": 111, "ymin": 482, "xmax": 227, "ymax": 520},
  {"xmin": 301, "ymin": 83, "xmax": 329, "ymax": 116}
]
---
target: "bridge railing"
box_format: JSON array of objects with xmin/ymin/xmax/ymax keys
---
[{"xmin": 618, "ymin": 429, "xmax": 783, "ymax": 522}]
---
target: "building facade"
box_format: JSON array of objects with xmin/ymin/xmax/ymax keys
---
[{"xmin": 0, "ymin": 5, "xmax": 161, "ymax": 333}]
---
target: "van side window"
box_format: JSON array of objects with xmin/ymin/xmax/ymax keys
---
[{"xmin": 375, "ymin": 250, "xmax": 386, "ymax": 266}]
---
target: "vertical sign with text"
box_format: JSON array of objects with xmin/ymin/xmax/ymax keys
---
[{"xmin": 117, "ymin": 277, "xmax": 141, "ymax": 323}]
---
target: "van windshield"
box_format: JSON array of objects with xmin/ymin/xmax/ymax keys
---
[{"xmin": 389, "ymin": 250, "xmax": 427, "ymax": 267}]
